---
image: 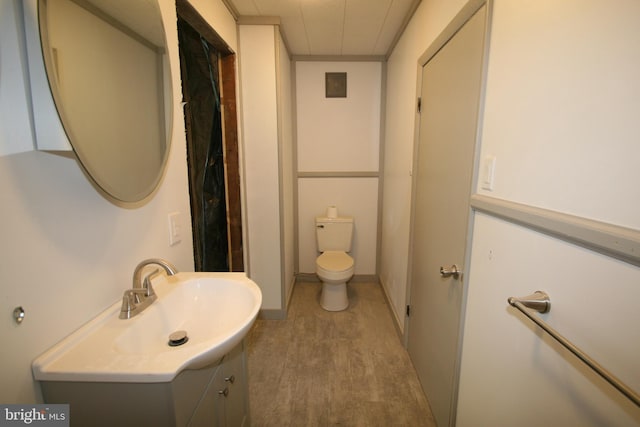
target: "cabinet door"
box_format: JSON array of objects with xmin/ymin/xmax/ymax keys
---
[
  {"xmin": 222, "ymin": 343, "xmax": 247, "ymax": 426},
  {"xmin": 188, "ymin": 365, "xmax": 226, "ymax": 427},
  {"xmin": 187, "ymin": 342, "xmax": 248, "ymax": 427}
]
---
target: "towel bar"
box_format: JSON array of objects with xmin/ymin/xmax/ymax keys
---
[{"xmin": 508, "ymin": 291, "xmax": 640, "ymax": 407}]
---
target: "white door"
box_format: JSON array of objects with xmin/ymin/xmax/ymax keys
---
[{"xmin": 407, "ymin": 5, "xmax": 487, "ymax": 427}]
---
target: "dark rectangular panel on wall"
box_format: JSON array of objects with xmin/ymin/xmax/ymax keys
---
[{"xmin": 325, "ymin": 72, "xmax": 347, "ymax": 98}]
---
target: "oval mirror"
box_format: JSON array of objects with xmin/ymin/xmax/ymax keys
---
[{"xmin": 37, "ymin": 0, "xmax": 172, "ymax": 204}]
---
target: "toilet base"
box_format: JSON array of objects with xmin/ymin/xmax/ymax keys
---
[{"xmin": 320, "ymin": 281, "xmax": 349, "ymax": 311}]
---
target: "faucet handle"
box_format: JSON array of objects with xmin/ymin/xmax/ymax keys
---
[
  {"xmin": 119, "ymin": 292, "xmax": 136, "ymax": 319},
  {"xmin": 142, "ymin": 268, "xmax": 161, "ymax": 298}
]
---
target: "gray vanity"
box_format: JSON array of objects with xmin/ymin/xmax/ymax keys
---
[
  {"xmin": 32, "ymin": 270, "xmax": 261, "ymax": 427},
  {"xmin": 40, "ymin": 341, "xmax": 249, "ymax": 427}
]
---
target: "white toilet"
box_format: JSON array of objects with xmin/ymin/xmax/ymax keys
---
[{"xmin": 315, "ymin": 214, "xmax": 355, "ymax": 311}]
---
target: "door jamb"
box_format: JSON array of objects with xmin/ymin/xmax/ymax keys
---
[{"xmin": 176, "ymin": 0, "xmax": 244, "ymax": 271}]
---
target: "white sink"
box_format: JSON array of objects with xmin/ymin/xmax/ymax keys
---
[{"xmin": 32, "ymin": 272, "xmax": 261, "ymax": 383}]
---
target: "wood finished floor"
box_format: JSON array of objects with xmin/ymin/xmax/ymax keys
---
[{"xmin": 246, "ymin": 281, "xmax": 436, "ymax": 427}]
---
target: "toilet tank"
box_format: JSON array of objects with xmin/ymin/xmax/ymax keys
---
[{"xmin": 315, "ymin": 216, "xmax": 354, "ymax": 252}]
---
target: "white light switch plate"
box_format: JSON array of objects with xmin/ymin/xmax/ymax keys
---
[
  {"xmin": 168, "ymin": 212, "xmax": 182, "ymax": 246},
  {"xmin": 481, "ymin": 156, "xmax": 496, "ymax": 191}
]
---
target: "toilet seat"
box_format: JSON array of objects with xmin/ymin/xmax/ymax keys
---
[{"xmin": 316, "ymin": 251, "xmax": 354, "ymax": 281}]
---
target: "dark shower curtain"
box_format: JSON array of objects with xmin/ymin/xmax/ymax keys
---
[{"xmin": 177, "ymin": 18, "xmax": 228, "ymax": 272}]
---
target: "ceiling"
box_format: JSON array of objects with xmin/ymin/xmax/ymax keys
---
[{"xmin": 224, "ymin": 0, "xmax": 421, "ymax": 57}]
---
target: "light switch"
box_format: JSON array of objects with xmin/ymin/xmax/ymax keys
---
[
  {"xmin": 481, "ymin": 156, "xmax": 496, "ymax": 191},
  {"xmin": 168, "ymin": 212, "xmax": 182, "ymax": 246}
]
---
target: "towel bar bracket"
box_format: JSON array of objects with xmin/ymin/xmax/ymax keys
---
[{"xmin": 507, "ymin": 290, "xmax": 550, "ymax": 313}]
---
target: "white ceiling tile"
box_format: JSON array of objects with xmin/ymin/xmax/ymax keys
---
[
  {"xmin": 342, "ymin": 0, "xmax": 393, "ymax": 55},
  {"xmin": 251, "ymin": 0, "xmax": 296, "ymax": 15},
  {"xmin": 279, "ymin": 18, "xmax": 310, "ymax": 55},
  {"xmin": 230, "ymin": 0, "xmax": 261, "ymax": 15},
  {"xmin": 258, "ymin": 0, "xmax": 311, "ymax": 54},
  {"xmin": 373, "ymin": 0, "xmax": 416, "ymax": 54},
  {"xmin": 300, "ymin": 0, "xmax": 345, "ymax": 55},
  {"xmin": 230, "ymin": 0, "xmax": 420, "ymax": 56}
]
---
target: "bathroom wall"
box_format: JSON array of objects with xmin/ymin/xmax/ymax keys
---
[
  {"xmin": 383, "ymin": 0, "xmax": 640, "ymax": 423},
  {"xmin": 297, "ymin": 177, "xmax": 378, "ymax": 275},
  {"xmin": 458, "ymin": 214, "xmax": 640, "ymax": 425},
  {"xmin": 277, "ymin": 34, "xmax": 296, "ymax": 307},
  {"xmin": 238, "ymin": 24, "xmax": 295, "ymax": 313},
  {"xmin": 0, "ymin": 0, "xmax": 235, "ymax": 404},
  {"xmin": 238, "ymin": 25, "xmax": 280, "ymax": 310},
  {"xmin": 381, "ymin": 0, "xmax": 468, "ymax": 330},
  {"xmin": 456, "ymin": 0, "xmax": 640, "ymax": 424},
  {"xmin": 295, "ymin": 61, "xmax": 382, "ymax": 276}
]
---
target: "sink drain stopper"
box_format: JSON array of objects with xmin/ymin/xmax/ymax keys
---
[{"xmin": 168, "ymin": 330, "xmax": 189, "ymax": 347}]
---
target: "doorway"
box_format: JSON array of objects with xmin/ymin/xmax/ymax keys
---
[
  {"xmin": 176, "ymin": 0, "xmax": 243, "ymax": 272},
  {"xmin": 407, "ymin": 3, "xmax": 487, "ymax": 426}
]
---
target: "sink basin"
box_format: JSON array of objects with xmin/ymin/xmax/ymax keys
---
[{"xmin": 32, "ymin": 272, "xmax": 261, "ymax": 383}]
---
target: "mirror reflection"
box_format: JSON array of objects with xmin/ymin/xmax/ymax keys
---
[{"xmin": 38, "ymin": 0, "xmax": 172, "ymax": 203}]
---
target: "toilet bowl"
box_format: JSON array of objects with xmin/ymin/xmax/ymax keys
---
[
  {"xmin": 316, "ymin": 250, "xmax": 354, "ymax": 311},
  {"xmin": 315, "ymin": 213, "xmax": 355, "ymax": 311}
]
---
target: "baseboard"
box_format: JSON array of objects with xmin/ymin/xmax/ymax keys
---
[
  {"xmin": 258, "ymin": 309, "xmax": 287, "ymax": 320},
  {"xmin": 294, "ymin": 273, "xmax": 379, "ymax": 284},
  {"xmin": 378, "ymin": 278, "xmax": 405, "ymax": 339},
  {"xmin": 295, "ymin": 273, "xmax": 320, "ymax": 283},
  {"xmin": 285, "ymin": 275, "xmax": 296, "ymax": 310},
  {"xmin": 350, "ymin": 274, "xmax": 379, "ymax": 283}
]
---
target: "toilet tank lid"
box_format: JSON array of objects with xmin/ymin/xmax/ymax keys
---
[{"xmin": 315, "ymin": 216, "xmax": 353, "ymax": 223}]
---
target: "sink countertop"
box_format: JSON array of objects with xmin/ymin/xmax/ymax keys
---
[{"xmin": 32, "ymin": 272, "xmax": 261, "ymax": 383}]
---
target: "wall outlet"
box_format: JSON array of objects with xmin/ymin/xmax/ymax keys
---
[{"xmin": 168, "ymin": 212, "xmax": 182, "ymax": 246}]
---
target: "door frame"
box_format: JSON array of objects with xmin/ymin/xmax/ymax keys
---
[
  {"xmin": 176, "ymin": 0, "xmax": 244, "ymax": 271},
  {"xmin": 404, "ymin": 0, "xmax": 493, "ymax": 423}
]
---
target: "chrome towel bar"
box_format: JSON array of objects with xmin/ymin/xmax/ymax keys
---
[{"xmin": 508, "ymin": 291, "xmax": 640, "ymax": 407}]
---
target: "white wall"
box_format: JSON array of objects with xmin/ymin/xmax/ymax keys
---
[
  {"xmin": 381, "ymin": 0, "xmax": 468, "ymax": 330},
  {"xmin": 238, "ymin": 25, "xmax": 294, "ymax": 313},
  {"xmin": 384, "ymin": 0, "xmax": 640, "ymax": 423},
  {"xmin": 476, "ymin": 1, "xmax": 640, "ymax": 228},
  {"xmin": 238, "ymin": 25, "xmax": 281, "ymax": 310},
  {"xmin": 458, "ymin": 213, "xmax": 640, "ymax": 426},
  {"xmin": 296, "ymin": 62, "xmax": 381, "ymax": 172},
  {"xmin": 0, "ymin": 0, "xmax": 236, "ymax": 404},
  {"xmin": 298, "ymin": 178, "xmax": 378, "ymax": 275},
  {"xmin": 456, "ymin": 0, "xmax": 640, "ymax": 424},
  {"xmin": 296, "ymin": 61, "xmax": 381, "ymax": 276},
  {"xmin": 277, "ymin": 32, "xmax": 296, "ymax": 306},
  {"xmin": 188, "ymin": 0, "xmax": 237, "ymax": 49}
]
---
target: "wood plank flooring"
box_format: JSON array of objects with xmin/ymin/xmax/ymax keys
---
[{"xmin": 246, "ymin": 281, "xmax": 436, "ymax": 427}]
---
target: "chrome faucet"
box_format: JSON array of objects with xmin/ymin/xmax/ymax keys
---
[
  {"xmin": 120, "ymin": 258, "xmax": 179, "ymax": 319},
  {"xmin": 132, "ymin": 258, "xmax": 178, "ymax": 289}
]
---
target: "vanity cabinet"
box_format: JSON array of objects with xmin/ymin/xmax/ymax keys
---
[
  {"xmin": 39, "ymin": 341, "xmax": 250, "ymax": 427},
  {"xmin": 189, "ymin": 341, "xmax": 249, "ymax": 426}
]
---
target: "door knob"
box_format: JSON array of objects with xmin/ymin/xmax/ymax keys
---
[{"xmin": 440, "ymin": 264, "xmax": 461, "ymax": 279}]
